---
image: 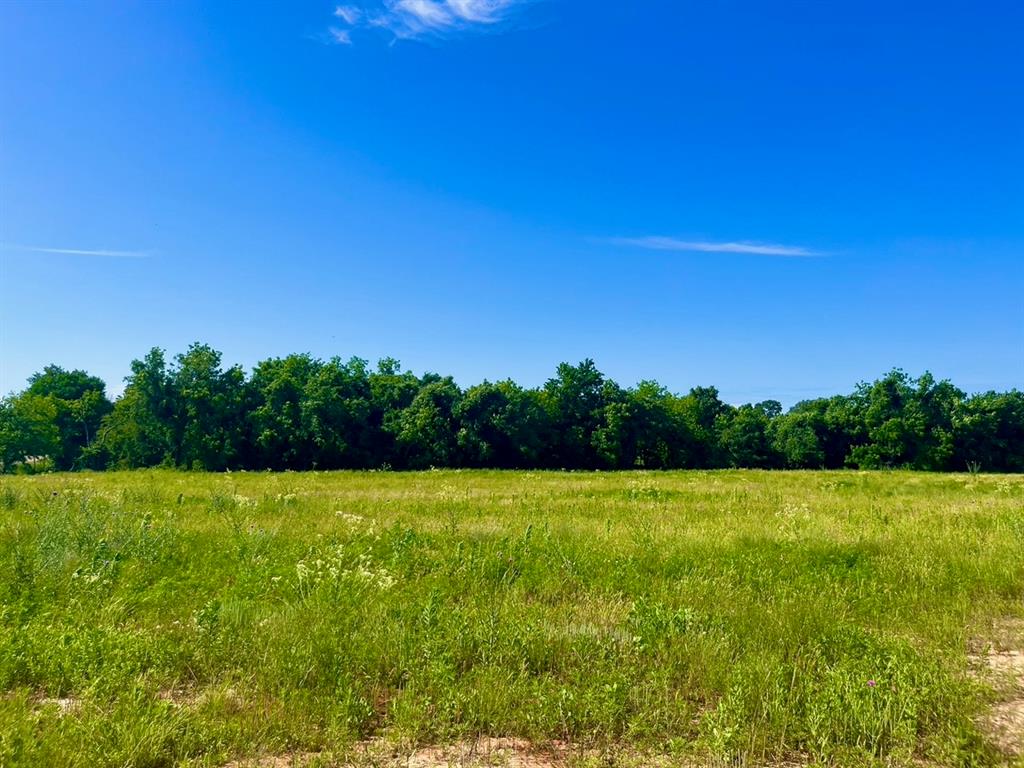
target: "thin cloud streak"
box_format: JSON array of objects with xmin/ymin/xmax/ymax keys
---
[
  {"xmin": 1, "ymin": 244, "xmax": 149, "ymax": 258},
  {"xmin": 610, "ymin": 236, "xmax": 821, "ymax": 257}
]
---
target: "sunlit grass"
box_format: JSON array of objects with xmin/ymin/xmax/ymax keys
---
[{"xmin": 0, "ymin": 470, "xmax": 1021, "ymax": 767}]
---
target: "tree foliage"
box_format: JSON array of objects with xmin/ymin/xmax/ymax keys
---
[
  {"xmin": 3, "ymin": 345, "xmax": 1022, "ymax": 472},
  {"xmin": 1, "ymin": 366, "xmax": 111, "ymax": 472}
]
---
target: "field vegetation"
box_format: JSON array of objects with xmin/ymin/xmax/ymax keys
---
[{"xmin": 1, "ymin": 469, "xmax": 1021, "ymax": 767}]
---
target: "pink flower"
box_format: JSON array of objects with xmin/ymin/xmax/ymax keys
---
[{"xmin": 867, "ymin": 680, "xmax": 877, "ymax": 687}]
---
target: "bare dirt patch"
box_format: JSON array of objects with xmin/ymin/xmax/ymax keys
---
[
  {"xmin": 222, "ymin": 754, "xmax": 321, "ymax": 768},
  {"xmin": 402, "ymin": 737, "xmax": 566, "ymax": 768},
  {"xmin": 969, "ymin": 617, "xmax": 1024, "ymax": 758},
  {"xmin": 223, "ymin": 739, "xmax": 566, "ymax": 768},
  {"xmin": 38, "ymin": 696, "xmax": 81, "ymax": 717},
  {"xmin": 221, "ymin": 739, "xmax": 810, "ymax": 768},
  {"xmin": 156, "ymin": 687, "xmax": 196, "ymax": 706},
  {"xmin": 988, "ymin": 700, "xmax": 1024, "ymax": 757}
]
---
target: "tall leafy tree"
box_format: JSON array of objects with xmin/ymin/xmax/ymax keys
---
[
  {"xmin": 171, "ymin": 344, "xmax": 249, "ymax": 470},
  {"xmin": 909, "ymin": 373, "xmax": 963, "ymax": 470},
  {"xmin": 366, "ymin": 359, "xmax": 422, "ymax": 468},
  {"xmin": 719, "ymin": 401, "xmax": 782, "ymax": 468},
  {"xmin": 0, "ymin": 394, "xmax": 60, "ymax": 472},
  {"xmin": 456, "ymin": 380, "xmax": 550, "ymax": 468},
  {"xmin": 845, "ymin": 370, "xmax": 964, "ymax": 470},
  {"xmin": 303, "ymin": 357, "xmax": 374, "ymax": 468},
  {"xmin": 629, "ymin": 382, "xmax": 700, "ymax": 469},
  {"xmin": 592, "ymin": 397, "xmax": 635, "ymax": 469},
  {"xmin": 676, "ymin": 386, "xmax": 729, "ymax": 468},
  {"xmin": 953, "ymin": 390, "xmax": 1024, "ymax": 472},
  {"xmin": 543, "ymin": 359, "xmax": 608, "ymax": 468},
  {"xmin": 21, "ymin": 366, "xmax": 112, "ymax": 469},
  {"xmin": 847, "ymin": 370, "xmax": 917, "ymax": 468},
  {"xmin": 770, "ymin": 409, "xmax": 825, "ymax": 468},
  {"xmin": 249, "ymin": 354, "xmax": 320, "ymax": 470},
  {"xmin": 92, "ymin": 350, "xmax": 176, "ymax": 468},
  {"xmin": 394, "ymin": 377, "xmax": 461, "ymax": 469}
]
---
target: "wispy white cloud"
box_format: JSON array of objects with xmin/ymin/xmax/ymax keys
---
[
  {"xmin": 396, "ymin": 0, "xmax": 453, "ymax": 27},
  {"xmin": 328, "ymin": 26, "xmax": 353, "ymax": 44},
  {"xmin": 333, "ymin": 5, "xmax": 362, "ymax": 24},
  {"xmin": 447, "ymin": 0, "xmax": 512, "ymax": 22},
  {"xmin": 609, "ymin": 236, "xmax": 821, "ymax": 257},
  {"xmin": 1, "ymin": 244, "xmax": 149, "ymax": 258},
  {"xmin": 328, "ymin": 0, "xmax": 528, "ymax": 44}
]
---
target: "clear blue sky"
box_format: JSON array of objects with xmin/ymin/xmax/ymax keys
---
[{"xmin": 1, "ymin": 1, "xmax": 1022, "ymax": 405}]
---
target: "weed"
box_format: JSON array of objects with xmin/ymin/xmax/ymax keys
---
[{"xmin": 0, "ymin": 469, "xmax": 1020, "ymax": 767}]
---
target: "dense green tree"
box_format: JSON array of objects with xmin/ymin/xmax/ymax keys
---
[
  {"xmin": 248, "ymin": 354, "xmax": 320, "ymax": 470},
  {"xmin": 248, "ymin": 355, "xmax": 381, "ymax": 469},
  {"xmin": 7, "ymin": 346, "xmax": 1023, "ymax": 474},
  {"xmin": 770, "ymin": 409, "xmax": 825, "ymax": 468},
  {"xmin": 953, "ymin": 390, "xmax": 1024, "ymax": 472},
  {"xmin": 171, "ymin": 344, "xmax": 249, "ymax": 470},
  {"xmin": 591, "ymin": 397, "xmax": 635, "ymax": 469},
  {"xmin": 777, "ymin": 395, "xmax": 864, "ymax": 469},
  {"xmin": 846, "ymin": 370, "xmax": 918, "ymax": 468},
  {"xmin": 394, "ymin": 378, "xmax": 461, "ymax": 468},
  {"xmin": 502, "ymin": 385, "xmax": 553, "ymax": 467},
  {"xmin": 0, "ymin": 394, "xmax": 60, "ymax": 472},
  {"xmin": 543, "ymin": 360, "xmax": 609, "ymax": 468},
  {"xmin": 89, "ymin": 388, "xmax": 163, "ymax": 469},
  {"xmin": 621, "ymin": 381, "xmax": 687, "ymax": 469},
  {"xmin": 455, "ymin": 380, "xmax": 550, "ymax": 468},
  {"xmin": 719, "ymin": 401, "xmax": 782, "ymax": 468},
  {"xmin": 455, "ymin": 381, "xmax": 514, "ymax": 467},
  {"xmin": 845, "ymin": 370, "xmax": 964, "ymax": 470},
  {"xmin": 93, "ymin": 349, "xmax": 178, "ymax": 468},
  {"xmin": 906, "ymin": 373, "xmax": 963, "ymax": 470},
  {"xmin": 591, "ymin": 380, "xmax": 700, "ymax": 469},
  {"xmin": 19, "ymin": 366, "xmax": 112, "ymax": 469},
  {"xmin": 303, "ymin": 357, "xmax": 374, "ymax": 468},
  {"xmin": 676, "ymin": 386, "xmax": 729, "ymax": 467},
  {"xmin": 91, "ymin": 345, "xmax": 248, "ymax": 470},
  {"xmin": 365, "ymin": 359, "xmax": 422, "ymax": 468}
]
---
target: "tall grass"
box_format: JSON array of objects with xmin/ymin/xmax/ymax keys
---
[{"xmin": 0, "ymin": 470, "xmax": 1021, "ymax": 767}]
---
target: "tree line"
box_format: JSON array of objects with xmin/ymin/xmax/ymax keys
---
[{"xmin": 1, "ymin": 343, "xmax": 1022, "ymax": 473}]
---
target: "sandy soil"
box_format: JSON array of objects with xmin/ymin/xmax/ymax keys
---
[
  {"xmin": 971, "ymin": 617, "xmax": 1024, "ymax": 759},
  {"xmin": 221, "ymin": 738, "xmax": 809, "ymax": 768}
]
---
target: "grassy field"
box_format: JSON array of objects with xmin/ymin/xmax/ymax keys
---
[{"xmin": 0, "ymin": 470, "xmax": 1021, "ymax": 767}]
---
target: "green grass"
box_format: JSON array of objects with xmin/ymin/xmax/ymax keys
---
[{"xmin": 0, "ymin": 470, "xmax": 1021, "ymax": 767}]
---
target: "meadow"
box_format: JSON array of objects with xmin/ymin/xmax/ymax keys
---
[{"xmin": 0, "ymin": 470, "xmax": 1021, "ymax": 767}]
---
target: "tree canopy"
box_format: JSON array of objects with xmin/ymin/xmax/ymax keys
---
[{"xmin": 2, "ymin": 346, "xmax": 1021, "ymax": 473}]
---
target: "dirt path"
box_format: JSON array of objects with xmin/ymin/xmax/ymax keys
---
[
  {"xmin": 221, "ymin": 738, "xmax": 810, "ymax": 767},
  {"xmin": 223, "ymin": 739, "xmax": 569, "ymax": 768},
  {"xmin": 971, "ymin": 617, "xmax": 1024, "ymax": 759}
]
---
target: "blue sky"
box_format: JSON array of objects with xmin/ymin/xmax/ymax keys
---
[{"xmin": 1, "ymin": 0, "xmax": 1022, "ymax": 404}]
